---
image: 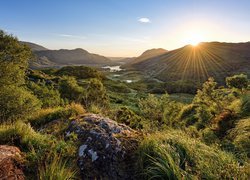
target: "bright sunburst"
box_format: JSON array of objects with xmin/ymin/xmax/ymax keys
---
[{"xmin": 188, "ymin": 33, "xmax": 204, "ymax": 46}]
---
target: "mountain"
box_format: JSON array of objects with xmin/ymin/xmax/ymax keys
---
[
  {"xmin": 109, "ymin": 57, "xmax": 136, "ymax": 65},
  {"xmin": 124, "ymin": 48, "xmax": 167, "ymax": 67},
  {"xmin": 129, "ymin": 42, "xmax": 250, "ymax": 84},
  {"xmin": 22, "ymin": 41, "xmax": 114, "ymax": 68},
  {"xmin": 20, "ymin": 41, "xmax": 48, "ymax": 51},
  {"xmin": 35, "ymin": 48, "xmax": 112, "ymax": 65}
]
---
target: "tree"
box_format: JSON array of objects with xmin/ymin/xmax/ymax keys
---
[
  {"xmin": 139, "ymin": 94, "xmax": 170, "ymax": 124},
  {"xmin": 226, "ymin": 74, "xmax": 248, "ymax": 91},
  {"xmin": 82, "ymin": 78, "xmax": 109, "ymax": 107},
  {"xmin": 0, "ymin": 86, "xmax": 41, "ymax": 122},
  {"xmin": 59, "ymin": 76, "xmax": 83, "ymax": 103},
  {"xmin": 28, "ymin": 81, "xmax": 63, "ymax": 108},
  {"xmin": 0, "ymin": 30, "xmax": 31, "ymax": 86},
  {"xmin": 0, "ymin": 30, "xmax": 41, "ymax": 122}
]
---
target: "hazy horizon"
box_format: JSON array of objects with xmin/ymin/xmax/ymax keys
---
[{"xmin": 1, "ymin": 0, "xmax": 250, "ymax": 56}]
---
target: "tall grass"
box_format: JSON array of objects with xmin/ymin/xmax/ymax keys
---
[
  {"xmin": 28, "ymin": 103, "xmax": 85, "ymax": 128},
  {"xmin": 137, "ymin": 129, "xmax": 249, "ymax": 179},
  {"xmin": 227, "ymin": 118, "xmax": 250, "ymax": 158},
  {"xmin": 38, "ymin": 152, "xmax": 77, "ymax": 180},
  {"xmin": 0, "ymin": 121, "xmax": 78, "ymax": 179}
]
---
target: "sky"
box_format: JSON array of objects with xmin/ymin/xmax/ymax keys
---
[{"xmin": 1, "ymin": 0, "xmax": 250, "ymax": 56}]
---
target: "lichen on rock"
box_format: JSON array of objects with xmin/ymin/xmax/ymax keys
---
[{"xmin": 66, "ymin": 113, "xmax": 142, "ymax": 179}]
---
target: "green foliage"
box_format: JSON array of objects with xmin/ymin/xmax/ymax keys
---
[
  {"xmin": 82, "ymin": 78, "xmax": 109, "ymax": 107},
  {"xmin": 226, "ymin": 74, "xmax": 248, "ymax": 90},
  {"xmin": 59, "ymin": 76, "xmax": 83, "ymax": 103},
  {"xmin": 240, "ymin": 94, "xmax": 250, "ymax": 116},
  {"xmin": 0, "ymin": 30, "xmax": 31, "ymax": 86},
  {"xmin": 162, "ymin": 101, "xmax": 183, "ymax": 127},
  {"xmin": 139, "ymin": 94, "xmax": 170, "ymax": 124},
  {"xmin": 0, "ymin": 30, "xmax": 41, "ymax": 122},
  {"xmin": 137, "ymin": 129, "xmax": 249, "ymax": 179},
  {"xmin": 28, "ymin": 81, "xmax": 63, "ymax": 108},
  {"xmin": 201, "ymin": 128, "xmax": 219, "ymax": 145},
  {"xmin": 55, "ymin": 66, "xmax": 104, "ymax": 80},
  {"xmin": 0, "ymin": 86, "xmax": 41, "ymax": 122},
  {"xmin": 192, "ymin": 78, "xmax": 237, "ymax": 129},
  {"xmin": 115, "ymin": 107, "xmax": 144, "ymax": 129}
]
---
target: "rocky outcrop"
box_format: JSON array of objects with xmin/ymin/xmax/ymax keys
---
[
  {"xmin": 66, "ymin": 114, "xmax": 142, "ymax": 179},
  {"xmin": 0, "ymin": 145, "xmax": 25, "ymax": 180}
]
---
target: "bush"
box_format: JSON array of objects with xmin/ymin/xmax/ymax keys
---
[
  {"xmin": 0, "ymin": 86, "xmax": 41, "ymax": 122},
  {"xmin": 226, "ymin": 74, "xmax": 248, "ymax": 90},
  {"xmin": 139, "ymin": 94, "xmax": 170, "ymax": 124},
  {"xmin": 115, "ymin": 107, "xmax": 144, "ymax": 129},
  {"xmin": 28, "ymin": 81, "xmax": 63, "ymax": 108},
  {"xmin": 137, "ymin": 129, "xmax": 248, "ymax": 179},
  {"xmin": 81, "ymin": 78, "xmax": 109, "ymax": 107},
  {"xmin": 59, "ymin": 76, "xmax": 83, "ymax": 103}
]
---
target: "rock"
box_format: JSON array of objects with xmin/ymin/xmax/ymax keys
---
[
  {"xmin": 0, "ymin": 145, "xmax": 25, "ymax": 180},
  {"xmin": 66, "ymin": 114, "xmax": 142, "ymax": 179}
]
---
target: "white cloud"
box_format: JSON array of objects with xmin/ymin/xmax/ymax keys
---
[
  {"xmin": 57, "ymin": 34, "xmax": 86, "ymax": 39},
  {"xmin": 138, "ymin": 17, "xmax": 151, "ymax": 23}
]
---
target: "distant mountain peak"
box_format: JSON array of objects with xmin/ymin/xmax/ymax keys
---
[{"xmin": 20, "ymin": 41, "xmax": 48, "ymax": 51}]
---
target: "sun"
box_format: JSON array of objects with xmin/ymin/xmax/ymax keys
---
[{"xmin": 187, "ymin": 33, "xmax": 204, "ymax": 47}]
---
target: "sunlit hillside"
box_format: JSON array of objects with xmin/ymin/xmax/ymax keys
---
[{"xmin": 130, "ymin": 42, "xmax": 250, "ymax": 84}]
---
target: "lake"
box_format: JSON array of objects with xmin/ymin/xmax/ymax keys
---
[{"xmin": 102, "ymin": 65, "xmax": 123, "ymax": 72}]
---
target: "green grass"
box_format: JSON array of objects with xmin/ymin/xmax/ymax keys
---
[
  {"xmin": 38, "ymin": 152, "xmax": 77, "ymax": 180},
  {"xmin": 137, "ymin": 129, "xmax": 249, "ymax": 179},
  {"xmin": 28, "ymin": 103, "xmax": 85, "ymax": 128},
  {"xmin": 227, "ymin": 117, "xmax": 250, "ymax": 158},
  {"xmin": 0, "ymin": 120, "xmax": 78, "ymax": 179}
]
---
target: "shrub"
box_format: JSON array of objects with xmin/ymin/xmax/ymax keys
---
[
  {"xmin": 115, "ymin": 107, "xmax": 144, "ymax": 129},
  {"xmin": 81, "ymin": 78, "xmax": 109, "ymax": 107},
  {"xmin": 0, "ymin": 86, "xmax": 41, "ymax": 122},
  {"xmin": 28, "ymin": 81, "xmax": 63, "ymax": 108},
  {"xmin": 59, "ymin": 76, "xmax": 83, "ymax": 103},
  {"xmin": 139, "ymin": 94, "xmax": 170, "ymax": 124},
  {"xmin": 226, "ymin": 74, "xmax": 248, "ymax": 91}
]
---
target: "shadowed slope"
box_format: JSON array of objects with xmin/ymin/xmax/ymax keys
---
[{"xmin": 131, "ymin": 42, "xmax": 250, "ymax": 84}]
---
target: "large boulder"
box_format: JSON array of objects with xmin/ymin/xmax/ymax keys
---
[
  {"xmin": 0, "ymin": 145, "xmax": 25, "ymax": 180},
  {"xmin": 66, "ymin": 114, "xmax": 142, "ymax": 179}
]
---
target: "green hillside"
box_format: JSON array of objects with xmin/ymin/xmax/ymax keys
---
[{"xmin": 130, "ymin": 42, "xmax": 250, "ymax": 85}]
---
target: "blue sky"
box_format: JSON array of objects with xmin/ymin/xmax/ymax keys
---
[{"xmin": 1, "ymin": 0, "xmax": 250, "ymax": 56}]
